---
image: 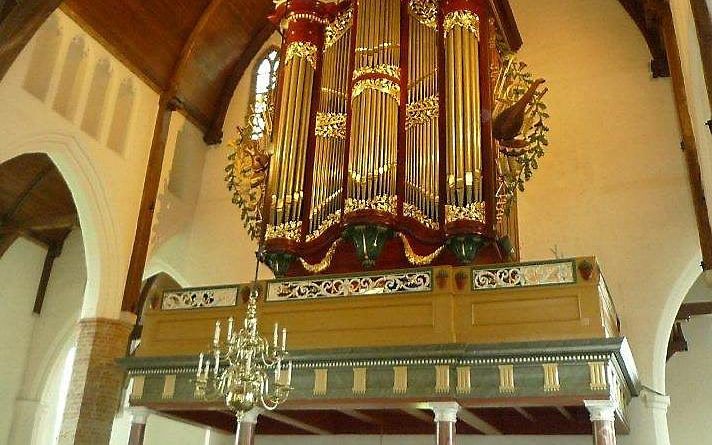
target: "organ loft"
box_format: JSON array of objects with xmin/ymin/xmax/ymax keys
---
[{"xmin": 124, "ymin": 1, "xmax": 636, "ymax": 444}]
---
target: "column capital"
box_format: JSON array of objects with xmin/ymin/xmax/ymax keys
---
[
  {"xmin": 240, "ymin": 408, "xmax": 263, "ymax": 424},
  {"xmin": 584, "ymin": 399, "xmax": 617, "ymax": 422},
  {"xmin": 640, "ymin": 388, "xmax": 671, "ymax": 412},
  {"xmin": 130, "ymin": 407, "xmax": 151, "ymax": 425},
  {"xmin": 429, "ymin": 402, "xmax": 460, "ymax": 423}
]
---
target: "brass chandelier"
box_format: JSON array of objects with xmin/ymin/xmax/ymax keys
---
[{"xmin": 194, "ymin": 255, "xmax": 292, "ymax": 421}]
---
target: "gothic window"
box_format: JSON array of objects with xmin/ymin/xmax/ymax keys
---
[{"xmin": 250, "ymin": 48, "xmax": 280, "ymax": 140}]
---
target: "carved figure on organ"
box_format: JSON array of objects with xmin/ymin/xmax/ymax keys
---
[{"xmin": 493, "ymin": 78, "xmax": 546, "ymax": 148}]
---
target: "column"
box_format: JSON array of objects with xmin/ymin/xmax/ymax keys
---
[
  {"xmin": 638, "ymin": 388, "xmax": 671, "ymax": 445},
  {"xmin": 58, "ymin": 313, "xmax": 134, "ymax": 445},
  {"xmin": 235, "ymin": 408, "xmax": 262, "ymax": 445},
  {"xmin": 584, "ymin": 400, "xmax": 618, "ymax": 445},
  {"xmin": 128, "ymin": 407, "xmax": 150, "ymax": 445},
  {"xmin": 429, "ymin": 402, "xmax": 459, "ymax": 445}
]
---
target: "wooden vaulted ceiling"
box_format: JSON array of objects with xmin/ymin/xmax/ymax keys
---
[
  {"xmin": 0, "ymin": 153, "xmax": 78, "ymax": 256},
  {"xmin": 0, "ymin": 0, "xmax": 668, "ymax": 146},
  {"xmin": 60, "ymin": 0, "xmax": 276, "ymax": 144}
]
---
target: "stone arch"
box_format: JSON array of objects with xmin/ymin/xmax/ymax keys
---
[
  {"xmin": 651, "ymin": 255, "xmax": 702, "ymax": 391},
  {"xmin": 22, "ymin": 15, "xmax": 62, "ymax": 101},
  {"xmin": 0, "ymin": 132, "xmax": 121, "ymax": 319},
  {"xmin": 52, "ymin": 36, "xmax": 88, "ymax": 120}
]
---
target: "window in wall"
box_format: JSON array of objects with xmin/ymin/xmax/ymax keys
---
[{"xmin": 250, "ymin": 48, "xmax": 280, "ymax": 140}]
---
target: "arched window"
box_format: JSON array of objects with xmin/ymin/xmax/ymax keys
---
[{"xmin": 250, "ymin": 48, "xmax": 280, "ymax": 140}]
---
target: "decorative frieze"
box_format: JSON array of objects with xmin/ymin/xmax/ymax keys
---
[
  {"xmin": 130, "ymin": 375, "xmax": 145, "ymax": 400},
  {"xmin": 393, "ymin": 366, "xmax": 408, "ymax": 394},
  {"xmin": 456, "ymin": 366, "xmax": 471, "ymax": 394},
  {"xmin": 472, "ymin": 259, "xmax": 576, "ymax": 290},
  {"xmin": 267, "ymin": 269, "xmax": 432, "ymax": 301},
  {"xmin": 435, "ymin": 365, "xmax": 450, "ymax": 394},
  {"xmin": 162, "ymin": 287, "xmax": 239, "ymax": 310},
  {"xmin": 498, "ymin": 365, "xmax": 515, "ymax": 394},
  {"xmin": 314, "ymin": 369, "xmax": 328, "ymax": 396},
  {"xmin": 353, "ymin": 368, "xmax": 367, "ymax": 395},
  {"xmin": 162, "ymin": 375, "xmax": 176, "ymax": 399},
  {"xmin": 589, "ymin": 361, "xmax": 609, "ymax": 391},
  {"xmin": 543, "ymin": 363, "xmax": 560, "ymax": 392}
]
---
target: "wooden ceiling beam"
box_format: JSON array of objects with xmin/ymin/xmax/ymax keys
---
[
  {"xmin": 262, "ymin": 411, "xmax": 331, "ymax": 435},
  {"xmin": 555, "ymin": 406, "xmax": 574, "ymax": 422},
  {"xmin": 689, "ymin": 0, "xmax": 712, "ymax": 129},
  {"xmin": 458, "ymin": 409, "xmax": 502, "ymax": 435},
  {"xmin": 0, "ymin": 0, "xmax": 62, "ymax": 82},
  {"xmin": 677, "ymin": 301, "xmax": 712, "ymax": 319},
  {"xmin": 0, "ymin": 213, "xmax": 78, "ymax": 234},
  {"xmin": 513, "ymin": 407, "xmax": 535, "ymax": 422},
  {"xmin": 401, "ymin": 409, "xmax": 432, "ymax": 424},
  {"xmin": 205, "ymin": 21, "xmax": 275, "ymax": 145},
  {"xmin": 616, "ymin": 0, "xmax": 669, "ymax": 77},
  {"xmin": 0, "ymin": 163, "xmax": 52, "ymax": 227},
  {"xmin": 0, "ymin": 231, "xmax": 20, "ymax": 257},
  {"xmin": 33, "ymin": 233, "xmax": 68, "ymax": 314},
  {"xmin": 337, "ymin": 409, "xmax": 381, "ymax": 425}
]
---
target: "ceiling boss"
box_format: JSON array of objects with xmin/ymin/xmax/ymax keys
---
[{"xmin": 226, "ymin": 0, "xmax": 549, "ymax": 277}]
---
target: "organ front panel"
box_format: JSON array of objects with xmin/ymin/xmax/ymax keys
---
[{"xmin": 243, "ymin": 0, "xmax": 546, "ymax": 275}]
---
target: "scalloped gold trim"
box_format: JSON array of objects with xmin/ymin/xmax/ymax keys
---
[
  {"xmin": 285, "ymin": 41, "xmax": 318, "ymax": 69},
  {"xmin": 299, "ymin": 239, "xmax": 342, "ymax": 273},
  {"xmin": 398, "ymin": 233, "xmax": 444, "ymax": 266},
  {"xmin": 444, "ymin": 10, "xmax": 480, "ymax": 37}
]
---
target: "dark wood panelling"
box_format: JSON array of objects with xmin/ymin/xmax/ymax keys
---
[{"xmin": 0, "ymin": 153, "xmax": 78, "ymax": 255}]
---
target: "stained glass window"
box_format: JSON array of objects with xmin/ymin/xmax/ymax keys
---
[{"xmin": 251, "ymin": 48, "xmax": 280, "ymax": 140}]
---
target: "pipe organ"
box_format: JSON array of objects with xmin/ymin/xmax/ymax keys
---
[{"xmin": 230, "ymin": 0, "xmax": 548, "ymax": 275}]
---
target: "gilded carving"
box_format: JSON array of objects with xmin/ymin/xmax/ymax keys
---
[
  {"xmin": 444, "ymin": 10, "xmax": 480, "ymax": 36},
  {"xmin": 299, "ymin": 238, "xmax": 342, "ymax": 273},
  {"xmin": 285, "ymin": 41, "xmax": 318, "ymax": 69},
  {"xmin": 445, "ymin": 201, "xmax": 486, "ymax": 223},
  {"xmin": 315, "ymin": 112, "xmax": 347, "ymax": 139},
  {"xmin": 352, "ymin": 64, "xmax": 401, "ymax": 80},
  {"xmin": 409, "ymin": 0, "xmax": 437, "ymax": 29},
  {"xmin": 307, "ymin": 211, "xmax": 342, "ymax": 242},
  {"xmin": 225, "ymin": 99, "xmax": 273, "ymax": 241},
  {"xmin": 324, "ymin": 8, "xmax": 353, "ymax": 48},
  {"xmin": 352, "ymin": 78, "xmax": 401, "ymax": 104},
  {"xmin": 265, "ymin": 220, "xmax": 302, "ymax": 241},
  {"xmin": 403, "ymin": 202, "xmax": 439, "ymax": 230},
  {"xmin": 405, "ymin": 95, "xmax": 439, "ymax": 129},
  {"xmin": 345, "ymin": 195, "xmax": 398, "ymax": 214},
  {"xmin": 398, "ymin": 232, "xmax": 443, "ymax": 266}
]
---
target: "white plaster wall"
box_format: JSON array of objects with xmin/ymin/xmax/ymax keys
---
[
  {"xmin": 147, "ymin": 34, "xmax": 282, "ymax": 287},
  {"xmin": 666, "ymin": 315, "xmax": 712, "ymax": 445},
  {"xmin": 0, "ymin": 229, "xmax": 86, "ymax": 445},
  {"xmin": 110, "ymin": 413, "xmax": 233, "ymax": 445},
  {"xmin": 510, "ymin": 0, "xmax": 700, "ymax": 392},
  {"xmin": 0, "ymin": 239, "xmax": 46, "ymax": 444},
  {"xmin": 0, "ymin": 10, "xmax": 159, "ymax": 320}
]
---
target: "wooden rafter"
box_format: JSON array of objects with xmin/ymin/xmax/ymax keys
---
[
  {"xmin": 121, "ymin": 98, "xmax": 178, "ymax": 314},
  {"xmin": 458, "ymin": 409, "xmax": 502, "ymax": 435},
  {"xmin": 33, "ymin": 233, "xmax": 69, "ymax": 314},
  {"xmin": 262, "ymin": 411, "xmax": 330, "ymax": 435},
  {"xmin": 616, "ymin": 0, "xmax": 670, "ymax": 77},
  {"xmin": 689, "ymin": 0, "xmax": 712, "ymax": 130},
  {"xmin": 0, "ymin": 0, "xmax": 62, "ymax": 82},
  {"xmin": 653, "ymin": 0, "xmax": 712, "ymax": 270},
  {"xmin": 205, "ymin": 21, "xmax": 275, "ymax": 145}
]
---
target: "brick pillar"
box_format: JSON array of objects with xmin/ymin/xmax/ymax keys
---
[{"xmin": 58, "ymin": 315, "xmax": 134, "ymax": 445}]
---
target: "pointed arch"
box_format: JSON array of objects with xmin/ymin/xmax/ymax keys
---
[{"xmin": 1, "ymin": 132, "xmax": 121, "ymax": 319}]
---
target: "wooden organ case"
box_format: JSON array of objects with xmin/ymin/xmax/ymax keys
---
[{"xmin": 236, "ymin": 0, "xmax": 545, "ymax": 276}]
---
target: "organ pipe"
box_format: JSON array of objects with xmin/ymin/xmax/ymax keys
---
[{"xmin": 258, "ymin": 0, "xmax": 533, "ymax": 274}]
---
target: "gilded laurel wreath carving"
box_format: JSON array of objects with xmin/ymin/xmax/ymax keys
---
[
  {"xmin": 225, "ymin": 98, "xmax": 273, "ymax": 241},
  {"xmin": 493, "ymin": 54, "xmax": 550, "ymax": 215}
]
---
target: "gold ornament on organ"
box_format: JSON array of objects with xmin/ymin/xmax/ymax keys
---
[{"xmin": 226, "ymin": 0, "xmax": 550, "ymax": 276}]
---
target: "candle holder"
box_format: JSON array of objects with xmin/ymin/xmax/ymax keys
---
[{"xmin": 195, "ymin": 259, "xmax": 292, "ymax": 420}]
